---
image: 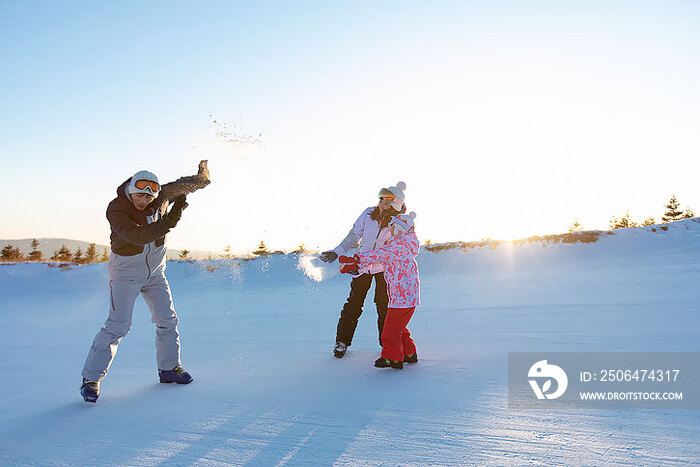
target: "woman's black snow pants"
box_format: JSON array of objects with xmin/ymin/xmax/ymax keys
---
[{"xmin": 335, "ymin": 272, "xmax": 389, "ymax": 346}]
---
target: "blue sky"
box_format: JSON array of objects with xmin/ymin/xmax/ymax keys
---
[{"xmin": 2, "ymin": 1, "xmax": 700, "ymax": 253}]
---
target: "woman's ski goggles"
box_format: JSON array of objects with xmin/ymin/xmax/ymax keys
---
[
  {"xmin": 378, "ymin": 188, "xmax": 395, "ymax": 202},
  {"xmin": 133, "ymin": 179, "xmax": 160, "ymax": 194}
]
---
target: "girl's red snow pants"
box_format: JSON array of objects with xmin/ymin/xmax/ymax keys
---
[{"xmin": 380, "ymin": 307, "xmax": 417, "ymax": 362}]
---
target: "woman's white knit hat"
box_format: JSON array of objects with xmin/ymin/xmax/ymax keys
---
[{"xmin": 378, "ymin": 181, "xmax": 407, "ymax": 211}]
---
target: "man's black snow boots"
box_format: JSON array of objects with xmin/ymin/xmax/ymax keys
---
[
  {"xmin": 80, "ymin": 379, "xmax": 100, "ymax": 403},
  {"xmin": 159, "ymin": 366, "xmax": 193, "ymax": 384}
]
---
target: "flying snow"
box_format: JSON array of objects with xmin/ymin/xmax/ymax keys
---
[{"xmin": 296, "ymin": 254, "xmax": 334, "ymax": 282}]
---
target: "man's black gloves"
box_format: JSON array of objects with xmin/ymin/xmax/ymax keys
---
[
  {"xmin": 319, "ymin": 251, "xmax": 338, "ymax": 263},
  {"xmin": 163, "ymin": 195, "xmax": 188, "ymax": 228}
]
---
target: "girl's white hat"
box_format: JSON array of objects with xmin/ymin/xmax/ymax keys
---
[{"xmin": 390, "ymin": 211, "xmax": 417, "ymax": 234}]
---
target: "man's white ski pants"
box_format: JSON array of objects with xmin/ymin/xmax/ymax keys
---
[{"xmin": 81, "ymin": 272, "xmax": 181, "ymax": 383}]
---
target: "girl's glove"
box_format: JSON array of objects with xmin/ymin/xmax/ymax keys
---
[
  {"xmin": 338, "ymin": 255, "xmax": 361, "ymax": 275},
  {"xmin": 340, "ymin": 264, "xmax": 359, "ymax": 274}
]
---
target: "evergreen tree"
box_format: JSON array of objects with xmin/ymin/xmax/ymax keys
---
[
  {"xmin": 221, "ymin": 245, "xmax": 232, "ymax": 259},
  {"xmin": 292, "ymin": 243, "xmax": 307, "ymax": 254},
  {"xmin": 28, "ymin": 239, "xmax": 44, "ymax": 261},
  {"xmin": 1, "ymin": 244, "xmax": 23, "ymax": 262},
  {"xmin": 568, "ymin": 220, "xmax": 583, "ymax": 233},
  {"xmin": 642, "ymin": 216, "xmax": 656, "ymax": 226},
  {"xmin": 56, "ymin": 245, "xmax": 72, "ymax": 262},
  {"xmin": 610, "ymin": 211, "xmax": 637, "ymax": 230},
  {"xmin": 662, "ymin": 195, "xmax": 684, "ymax": 222},
  {"xmin": 253, "ymin": 241, "xmax": 270, "ymax": 256},
  {"xmin": 609, "ymin": 216, "xmax": 626, "ymax": 230},
  {"xmin": 100, "ymin": 247, "xmax": 110, "ymax": 262},
  {"xmin": 684, "ymin": 208, "xmax": 695, "ymax": 219},
  {"xmin": 73, "ymin": 247, "xmax": 84, "ymax": 264},
  {"xmin": 85, "ymin": 243, "xmax": 97, "ymax": 263},
  {"xmin": 179, "ymin": 249, "xmax": 191, "ymax": 260}
]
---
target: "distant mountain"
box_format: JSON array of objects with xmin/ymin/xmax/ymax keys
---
[{"xmin": 0, "ymin": 238, "xmax": 220, "ymax": 260}]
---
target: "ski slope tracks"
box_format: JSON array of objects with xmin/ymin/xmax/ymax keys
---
[{"xmin": 1, "ymin": 220, "xmax": 699, "ymax": 465}]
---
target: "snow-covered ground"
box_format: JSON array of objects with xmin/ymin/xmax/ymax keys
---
[{"xmin": 1, "ymin": 221, "xmax": 699, "ymax": 466}]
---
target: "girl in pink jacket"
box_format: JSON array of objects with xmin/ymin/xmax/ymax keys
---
[{"xmin": 339, "ymin": 212, "xmax": 419, "ymax": 369}]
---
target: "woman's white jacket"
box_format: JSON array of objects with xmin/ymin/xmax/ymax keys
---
[{"xmin": 333, "ymin": 207, "xmax": 392, "ymax": 275}]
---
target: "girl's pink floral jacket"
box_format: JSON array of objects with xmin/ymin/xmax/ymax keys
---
[{"xmin": 356, "ymin": 231, "xmax": 420, "ymax": 308}]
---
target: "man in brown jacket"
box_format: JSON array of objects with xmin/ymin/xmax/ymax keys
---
[{"xmin": 80, "ymin": 162, "xmax": 210, "ymax": 403}]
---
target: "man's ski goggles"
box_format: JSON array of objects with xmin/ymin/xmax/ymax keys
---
[
  {"xmin": 134, "ymin": 179, "xmax": 160, "ymax": 194},
  {"xmin": 378, "ymin": 188, "xmax": 395, "ymax": 202}
]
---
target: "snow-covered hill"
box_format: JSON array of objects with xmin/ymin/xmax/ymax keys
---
[{"xmin": 1, "ymin": 220, "xmax": 699, "ymax": 465}]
